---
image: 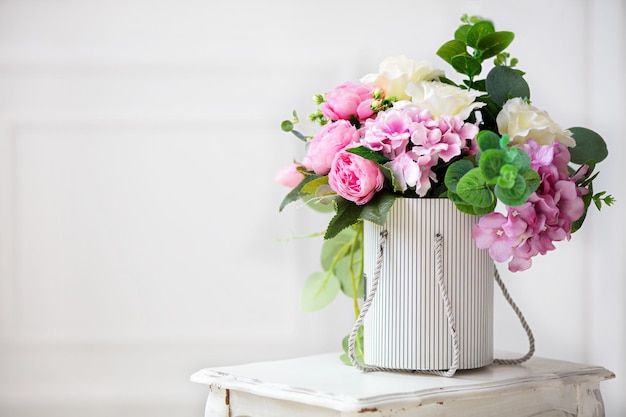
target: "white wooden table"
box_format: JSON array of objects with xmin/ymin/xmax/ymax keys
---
[{"xmin": 191, "ymin": 353, "xmax": 615, "ymax": 417}]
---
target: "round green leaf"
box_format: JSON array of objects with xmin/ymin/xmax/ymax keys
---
[
  {"xmin": 457, "ymin": 168, "xmax": 495, "ymax": 208},
  {"xmin": 300, "ymin": 272, "xmax": 340, "ymax": 312},
  {"xmin": 485, "ymin": 65, "xmax": 530, "ymax": 106},
  {"xmin": 444, "ymin": 159, "xmax": 475, "ymax": 193},
  {"xmin": 568, "ymin": 127, "xmax": 609, "ymax": 164},
  {"xmin": 280, "ymin": 120, "xmax": 293, "ymax": 132},
  {"xmin": 476, "ymin": 130, "xmax": 502, "ymax": 152},
  {"xmin": 494, "ymin": 174, "xmax": 529, "ymax": 206},
  {"xmin": 479, "ymin": 149, "xmax": 506, "ymax": 182}
]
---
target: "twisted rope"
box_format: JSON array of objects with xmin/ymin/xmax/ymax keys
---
[
  {"xmin": 348, "ymin": 230, "xmax": 534, "ymax": 376},
  {"xmin": 492, "ymin": 268, "xmax": 535, "ymax": 365}
]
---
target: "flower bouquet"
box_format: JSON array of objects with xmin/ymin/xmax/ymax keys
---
[{"xmin": 276, "ymin": 15, "xmax": 613, "ymax": 364}]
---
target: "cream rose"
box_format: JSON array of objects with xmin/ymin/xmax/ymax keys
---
[
  {"xmin": 496, "ymin": 97, "xmax": 575, "ymax": 147},
  {"xmin": 360, "ymin": 55, "xmax": 444, "ymax": 101},
  {"xmin": 405, "ymin": 81, "xmax": 485, "ymax": 120}
]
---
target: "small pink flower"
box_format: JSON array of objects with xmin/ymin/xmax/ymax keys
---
[
  {"xmin": 274, "ymin": 163, "xmax": 305, "ymax": 188},
  {"xmin": 328, "ymin": 149, "xmax": 384, "ymax": 205},
  {"xmin": 472, "ymin": 212, "xmax": 515, "ymax": 262},
  {"xmin": 302, "ymin": 120, "xmax": 360, "ymax": 175},
  {"xmin": 320, "ymin": 82, "xmax": 378, "ymax": 122}
]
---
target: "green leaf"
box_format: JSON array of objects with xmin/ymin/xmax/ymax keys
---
[
  {"xmin": 320, "ymin": 227, "xmax": 357, "ymax": 271},
  {"xmin": 457, "ymin": 168, "xmax": 495, "ymax": 208},
  {"xmin": 359, "ymin": 191, "xmax": 398, "ymax": 226},
  {"xmin": 506, "ymin": 147, "xmax": 532, "ymax": 173},
  {"xmin": 451, "ymin": 54, "xmax": 482, "ymax": 78},
  {"xmin": 336, "ymin": 251, "xmax": 364, "ymax": 298},
  {"xmin": 324, "ymin": 199, "xmax": 363, "ymax": 240},
  {"xmin": 346, "ymin": 146, "xmax": 390, "ymax": 164},
  {"xmin": 436, "ymin": 40, "xmax": 467, "ymax": 64},
  {"xmin": 466, "ymin": 20, "xmax": 495, "ymax": 48},
  {"xmin": 448, "ymin": 191, "xmax": 478, "ymax": 214},
  {"xmin": 479, "ymin": 149, "xmax": 506, "ymax": 182},
  {"xmin": 497, "ymin": 164, "xmax": 519, "ymax": 188},
  {"xmin": 445, "ymin": 159, "xmax": 475, "ymax": 193},
  {"xmin": 279, "ymin": 175, "xmax": 318, "ymax": 212},
  {"xmin": 476, "ymin": 130, "xmax": 502, "ymax": 151},
  {"xmin": 280, "ymin": 120, "xmax": 293, "ymax": 132},
  {"xmin": 300, "ymin": 272, "xmax": 340, "ymax": 312},
  {"xmin": 454, "ymin": 24, "xmax": 472, "ymax": 42},
  {"xmin": 485, "ymin": 65, "xmax": 530, "ymax": 107},
  {"xmin": 301, "ymin": 175, "xmax": 330, "ymax": 195},
  {"xmin": 523, "ymin": 169, "xmax": 541, "ymax": 194},
  {"xmin": 568, "ymin": 127, "xmax": 609, "ymax": 164},
  {"xmin": 494, "ymin": 174, "xmax": 529, "ymax": 206},
  {"xmin": 477, "ymin": 31, "xmax": 515, "ymax": 59}
]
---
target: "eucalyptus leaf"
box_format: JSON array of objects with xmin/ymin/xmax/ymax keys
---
[
  {"xmin": 436, "ymin": 40, "xmax": 467, "ymax": 64},
  {"xmin": 477, "ymin": 31, "xmax": 514, "ymax": 59},
  {"xmin": 300, "ymin": 272, "xmax": 340, "ymax": 312},
  {"xmin": 466, "ymin": 20, "xmax": 495, "ymax": 48},
  {"xmin": 568, "ymin": 127, "xmax": 609, "ymax": 164},
  {"xmin": 454, "ymin": 24, "xmax": 472, "ymax": 42},
  {"xmin": 485, "ymin": 65, "xmax": 530, "ymax": 106},
  {"xmin": 451, "ymin": 54, "xmax": 482, "ymax": 78}
]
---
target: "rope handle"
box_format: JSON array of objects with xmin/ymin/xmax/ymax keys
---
[{"xmin": 348, "ymin": 230, "xmax": 535, "ymax": 376}]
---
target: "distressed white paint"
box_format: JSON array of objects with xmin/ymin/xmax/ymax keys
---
[
  {"xmin": 191, "ymin": 353, "xmax": 614, "ymax": 417},
  {"xmin": 0, "ymin": 0, "xmax": 623, "ymax": 416}
]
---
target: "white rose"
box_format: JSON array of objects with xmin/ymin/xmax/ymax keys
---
[
  {"xmin": 405, "ymin": 81, "xmax": 485, "ymax": 120},
  {"xmin": 360, "ymin": 55, "xmax": 444, "ymax": 101},
  {"xmin": 496, "ymin": 97, "xmax": 575, "ymax": 147}
]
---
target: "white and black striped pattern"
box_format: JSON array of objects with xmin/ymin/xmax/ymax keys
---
[{"xmin": 363, "ymin": 198, "xmax": 494, "ymax": 371}]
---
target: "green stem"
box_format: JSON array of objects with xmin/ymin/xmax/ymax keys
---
[{"xmin": 350, "ymin": 223, "xmax": 364, "ymax": 320}]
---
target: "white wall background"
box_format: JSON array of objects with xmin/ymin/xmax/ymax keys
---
[{"xmin": 0, "ymin": 0, "xmax": 623, "ymax": 416}]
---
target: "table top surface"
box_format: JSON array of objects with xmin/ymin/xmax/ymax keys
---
[{"xmin": 191, "ymin": 352, "xmax": 615, "ymax": 412}]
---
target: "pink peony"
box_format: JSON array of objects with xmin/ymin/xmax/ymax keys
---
[
  {"xmin": 320, "ymin": 82, "xmax": 377, "ymax": 123},
  {"xmin": 302, "ymin": 120, "xmax": 360, "ymax": 175},
  {"xmin": 328, "ymin": 149, "xmax": 384, "ymax": 205},
  {"xmin": 274, "ymin": 163, "xmax": 305, "ymax": 188}
]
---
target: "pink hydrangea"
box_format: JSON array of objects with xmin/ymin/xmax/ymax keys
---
[
  {"xmin": 320, "ymin": 82, "xmax": 378, "ymax": 123},
  {"xmin": 301, "ymin": 120, "xmax": 360, "ymax": 175},
  {"xmin": 328, "ymin": 149, "xmax": 384, "ymax": 205},
  {"xmin": 360, "ymin": 105, "xmax": 478, "ymax": 196},
  {"xmin": 361, "ymin": 108, "xmax": 414, "ymax": 159},
  {"xmin": 472, "ymin": 140, "xmax": 588, "ymax": 272}
]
